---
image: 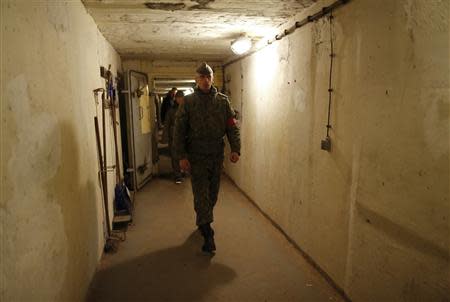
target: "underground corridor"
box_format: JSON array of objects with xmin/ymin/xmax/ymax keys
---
[{"xmin": 1, "ymin": 1, "xmax": 449, "ymax": 302}]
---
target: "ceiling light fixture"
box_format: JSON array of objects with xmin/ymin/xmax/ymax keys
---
[{"xmin": 230, "ymin": 36, "xmax": 252, "ymax": 55}]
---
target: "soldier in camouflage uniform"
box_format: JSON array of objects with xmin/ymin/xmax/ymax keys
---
[{"xmin": 173, "ymin": 62, "xmax": 241, "ymax": 253}]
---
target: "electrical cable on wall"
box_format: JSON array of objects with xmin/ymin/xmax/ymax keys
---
[
  {"xmin": 222, "ymin": 1, "xmax": 347, "ymax": 152},
  {"xmin": 321, "ymin": 11, "xmax": 335, "ymax": 152}
]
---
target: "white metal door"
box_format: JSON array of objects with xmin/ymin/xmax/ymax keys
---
[{"xmin": 128, "ymin": 71, "xmax": 153, "ymax": 190}]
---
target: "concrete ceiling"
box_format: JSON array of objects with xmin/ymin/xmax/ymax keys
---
[{"xmin": 82, "ymin": 0, "xmax": 317, "ymax": 61}]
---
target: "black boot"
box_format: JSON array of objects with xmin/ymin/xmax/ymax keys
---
[
  {"xmin": 199, "ymin": 224, "xmax": 216, "ymax": 253},
  {"xmin": 198, "ymin": 223, "xmax": 214, "ymax": 237}
]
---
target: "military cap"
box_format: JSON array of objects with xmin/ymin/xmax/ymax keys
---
[
  {"xmin": 196, "ymin": 62, "xmax": 213, "ymax": 75},
  {"xmin": 175, "ymin": 90, "xmax": 185, "ymax": 97}
]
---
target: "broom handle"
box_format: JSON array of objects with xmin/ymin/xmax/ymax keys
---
[
  {"xmin": 101, "ymin": 92, "xmax": 111, "ymax": 236},
  {"xmin": 95, "ymin": 116, "xmax": 111, "ymax": 237},
  {"xmin": 110, "ymin": 91, "xmax": 121, "ymax": 183}
]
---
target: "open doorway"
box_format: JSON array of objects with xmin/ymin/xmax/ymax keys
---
[{"xmin": 153, "ymin": 78, "xmax": 196, "ymax": 172}]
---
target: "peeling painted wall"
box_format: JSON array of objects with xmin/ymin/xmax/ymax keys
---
[
  {"xmin": 1, "ymin": 1, "xmax": 122, "ymax": 301},
  {"xmin": 224, "ymin": 0, "xmax": 449, "ymax": 301}
]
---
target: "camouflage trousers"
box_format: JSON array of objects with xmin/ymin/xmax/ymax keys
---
[{"xmin": 189, "ymin": 153, "xmax": 224, "ymax": 226}]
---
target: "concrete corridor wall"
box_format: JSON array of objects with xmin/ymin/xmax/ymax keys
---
[
  {"xmin": 1, "ymin": 1, "xmax": 121, "ymax": 301},
  {"xmin": 224, "ymin": 0, "xmax": 449, "ymax": 301}
]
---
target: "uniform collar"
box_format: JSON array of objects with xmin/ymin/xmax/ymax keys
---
[{"xmin": 195, "ymin": 86, "xmax": 218, "ymax": 95}]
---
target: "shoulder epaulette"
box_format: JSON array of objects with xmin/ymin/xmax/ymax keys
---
[{"xmin": 216, "ymin": 92, "xmax": 229, "ymax": 101}]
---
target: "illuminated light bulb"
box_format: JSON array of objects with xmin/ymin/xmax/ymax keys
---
[{"xmin": 230, "ymin": 36, "xmax": 252, "ymax": 55}]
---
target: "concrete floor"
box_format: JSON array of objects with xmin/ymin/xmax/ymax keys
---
[{"xmin": 87, "ymin": 157, "xmax": 344, "ymax": 302}]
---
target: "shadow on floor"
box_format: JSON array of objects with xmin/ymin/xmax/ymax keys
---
[
  {"xmin": 157, "ymin": 171, "xmax": 180, "ymax": 180},
  {"xmin": 86, "ymin": 231, "xmax": 236, "ymax": 302}
]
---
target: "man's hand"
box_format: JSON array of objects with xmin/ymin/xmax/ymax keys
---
[
  {"xmin": 179, "ymin": 158, "xmax": 191, "ymax": 172},
  {"xmin": 230, "ymin": 152, "xmax": 240, "ymax": 163}
]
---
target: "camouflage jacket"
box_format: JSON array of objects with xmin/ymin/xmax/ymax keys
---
[{"xmin": 173, "ymin": 86, "xmax": 241, "ymax": 158}]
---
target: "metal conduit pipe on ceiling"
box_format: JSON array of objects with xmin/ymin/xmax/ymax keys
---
[{"xmin": 222, "ymin": 0, "xmax": 350, "ymax": 69}]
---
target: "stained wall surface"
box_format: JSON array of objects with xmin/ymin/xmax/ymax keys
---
[
  {"xmin": 1, "ymin": 1, "xmax": 122, "ymax": 301},
  {"xmin": 224, "ymin": 0, "xmax": 450, "ymax": 301},
  {"xmin": 82, "ymin": 0, "xmax": 316, "ymax": 61}
]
